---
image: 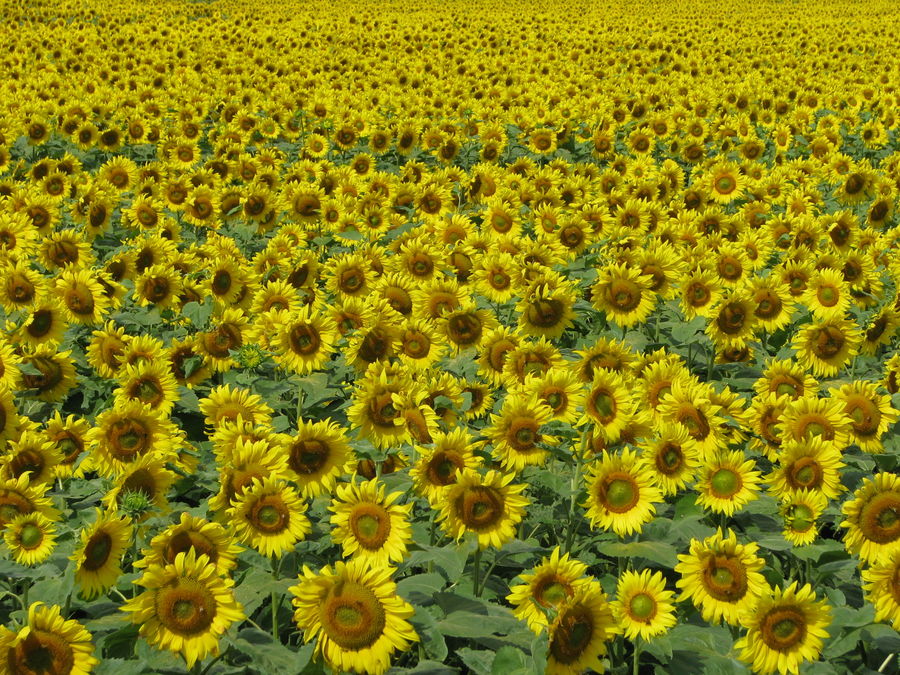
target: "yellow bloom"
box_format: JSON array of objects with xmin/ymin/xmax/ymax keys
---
[
  {"xmin": 0, "ymin": 602, "xmax": 98, "ymax": 675},
  {"xmin": 862, "ymin": 551, "xmax": 900, "ymax": 631},
  {"xmin": 675, "ymin": 528, "xmax": 768, "ymax": 626},
  {"xmin": 289, "ymin": 559, "xmax": 418, "ymax": 675},
  {"xmin": 841, "ymin": 472, "xmax": 900, "ymax": 564},
  {"xmin": 329, "ymin": 478, "xmax": 412, "ymax": 567},
  {"xmin": 612, "ymin": 569, "xmax": 677, "ymax": 641},
  {"xmin": 507, "ymin": 547, "xmax": 592, "ymax": 633},
  {"xmin": 735, "ymin": 582, "xmax": 831, "ymax": 675},
  {"xmin": 228, "ymin": 476, "xmax": 311, "ymax": 558},
  {"xmin": 437, "ymin": 468, "xmax": 529, "ymax": 550},
  {"xmin": 122, "ymin": 550, "xmax": 245, "ymax": 669},
  {"xmin": 71, "ymin": 509, "xmax": 133, "ymax": 601},
  {"xmin": 695, "ymin": 449, "xmax": 762, "ymax": 517},
  {"xmin": 583, "ymin": 449, "xmax": 661, "ymax": 537},
  {"xmin": 3, "ymin": 512, "xmax": 57, "ymax": 566},
  {"xmin": 282, "ymin": 418, "xmax": 354, "ymax": 498},
  {"xmin": 486, "ymin": 394, "xmax": 554, "ymax": 472},
  {"xmin": 546, "ymin": 582, "xmax": 618, "ymax": 675}
]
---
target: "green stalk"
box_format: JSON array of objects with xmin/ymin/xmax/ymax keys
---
[
  {"xmin": 564, "ymin": 433, "xmax": 588, "ymax": 554},
  {"xmin": 473, "ymin": 547, "xmax": 482, "ymax": 597},
  {"xmin": 633, "ymin": 636, "xmax": 641, "ymax": 675},
  {"xmin": 271, "ymin": 555, "xmax": 281, "ymax": 640}
]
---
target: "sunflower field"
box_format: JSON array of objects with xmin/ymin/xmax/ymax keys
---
[{"xmin": 4, "ymin": 0, "xmax": 900, "ymax": 673}]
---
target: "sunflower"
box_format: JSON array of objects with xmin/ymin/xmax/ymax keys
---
[
  {"xmin": 735, "ymin": 582, "xmax": 831, "ymax": 675},
  {"xmin": 473, "ymin": 251, "xmax": 519, "ymax": 303},
  {"xmin": 88, "ymin": 400, "xmax": 176, "ymax": 477},
  {"xmin": 196, "ymin": 308, "xmax": 249, "ymax": 373},
  {"xmin": 136, "ymin": 513, "xmax": 242, "ymax": 578},
  {"xmin": 546, "ymin": 582, "xmax": 618, "ymax": 675},
  {"xmin": 0, "ymin": 341, "xmax": 21, "ymax": 392},
  {"xmin": 0, "ymin": 602, "xmax": 98, "ymax": 675},
  {"xmin": 841, "ymin": 472, "xmax": 900, "ymax": 564},
  {"xmin": 290, "ymin": 558, "xmax": 417, "ymax": 675},
  {"xmin": 862, "ymin": 551, "xmax": 900, "ymax": 631},
  {"xmin": 282, "ymin": 418, "xmax": 354, "ymax": 498},
  {"xmin": 209, "ymin": 434, "xmax": 288, "ymax": 514},
  {"xmin": 591, "ymin": 262, "xmax": 656, "ymax": 328},
  {"xmin": 747, "ymin": 275, "xmax": 795, "ymax": 332},
  {"xmin": 584, "ymin": 449, "xmax": 661, "ymax": 537},
  {"xmin": 44, "ymin": 411, "xmax": 91, "ymax": 479},
  {"xmin": 507, "ymin": 547, "xmax": 592, "ymax": 633},
  {"xmin": 766, "ymin": 437, "xmax": 846, "ymax": 501},
  {"xmin": 675, "ymin": 528, "xmax": 769, "ymax": 626},
  {"xmin": 199, "ymin": 384, "xmax": 273, "ymax": 430},
  {"xmin": 803, "ymin": 268, "xmax": 850, "ymax": 321},
  {"xmin": 753, "ymin": 359, "xmax": 819, "ymax": 401},
  {"xmin": 611, "ymin": 569, "xmax": 677, "ymax": 641},
  {"xmin": 706, "ymin": 161, "xmax": 747, "ymax": 204},
  {"xmin": 778, "ymin": 395, "xmax": 850, "ymax": 452},
  {"xmin": 637, "ymin": 426, "xmax": 700, "ymax": 496},
  {"xmin": 679, "ymin": 267, "xmax": 723, "ymax": 320},
  {"xmin": 54, "ymin": 267, "xmax": 109, "ymax": 325},
  {"xmin": 229, "ymin": 476, "xmax": 311, "ymax": 558},
  {"xmin": 1, "ymin": 429, "xmax": 62, "ymax": 485},
  {"xmin": 329, "ymin": 479, "xmax": 412, "ymax": 567},
  {"xmin": 167, "ymin": 336, "xmax": 213, "ymax": 389},
  {"xmin": 575, "ymin": 337, "xmax": 636, "ymax": 382},
  {"xmin": 18, "ymin": 302, "xmax": 68, "ymax": 348},
  {"xmin": 779, "ymin": 488, "xmax": 826, "ymax": 547},
  {"xmin": 518, "ymin": 366, "xmax": 585, "ymax": 425},
  {"xmin": 113, "ymin": 360, "xmax": 180, "ymax": 416},
  {"xmin": 655, "ymin": 379, "xmax": 726, "ymax": 456},
  {"xmin": 437, "ymin": 468, "xmax": 529, "ymax": 550},
  {"xmin": 830, "ymin": 380, "xmax": 898, "ymax": 453},
  {"xmin": 486, "ymin": 394, "xmax": 554, "ymax": 472},
  {"xmin": 123, "ymin": 550, "xmax": 244, "ymax": 669},
  {"xmin": 18, "ymin": 345, "xmax": 77, "ymax": 402},
  {"xmin": 516, "ymin": 282, "xmax": 578, "ymax": 340},
  {"xmin": 347, "ymin": 364, "xmax": 432, "ymax": 449},
  {"xmin": 438, "ymin": 304, "xmax": 498, "ymax": 354},
  {"xmin": 133, "ymin": 264, "xmax": 183, "ymax": 310},
  {"xmin": 394, "ymin": 318, "xmax": 446, "ymax": 372},
  {"xmin": 0, "ymin": 473, "xmax": 59, "ymax": 529},
  {"xmin": 325, "ymin": 252, "xmax": 372, "ymax": 299},
  {"xmin": 476, "ymin": 325, "xmax": 521, "ymax": 387},
  {"xmin": 71, "ymin": 509, "xmax": 133, "ymax": 600},
  {"xmin": 103, "ymin": 453, "xmax": 177, "ymax": 518},
  {"xmin": 793, "ymin": 317, "xmax": 861, "ymax": 378},
  {"xmin": 3, "ymin": 512, "xmax": 57, "ymax": 566},
  {"xmin": 695, "ymin": 449, "xmax": 762, "ymax": 517},
  {"xmin": 410, "ymin": 428, "xmax": 481, "ymax": 504},
  {"xmin": 85, "ymin": 321, "xmax": 129, "ymax": 379},
  {"xmin": 579, "ymin": 368, "xmax": 638, "ymax": 443},
  {"xmin": 272, "ymin": 306, "xmax": 337, "ymax": 375},
  {"xmin": 705, "ymin": 290, "xmax": 757, "ymax": 350}
]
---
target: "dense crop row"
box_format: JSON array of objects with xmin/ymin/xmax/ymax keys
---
[{"xmin": 1, "ymin": 1, "xmax": 900, "ymax": 674}]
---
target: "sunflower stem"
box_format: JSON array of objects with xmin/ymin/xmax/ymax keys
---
[
  {"xmin": 706, "ymin": 346, "xmax": 715, "ymax": 382},
  {"xmin": 564, "ymin": 434, "xmax": 587, "ymax": 554},
  {"xmin": 632, "ymin": 636, "xmax": 641, "ymax": 675},
  {"xmin": 878, "ymin": 653, "xmax": 895, "ymax": 672},
  {"xmin": 473, "ymin": 547, "xmax": 482, "ymax": 597},
  {"xmin": 271, "ymin": 555, "xmax": 281, "ymax": 640}
]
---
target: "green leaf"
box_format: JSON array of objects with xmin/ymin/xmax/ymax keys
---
[
  {"xmin": 397, "ymin": 572, "xmax": 445, "ymax": 604},
  {"xmin": 410, "ymin": 607, "xmax": 448, "ymax": 662},
  {"xmin": 438, "ymin": 610, "xmax": 522, "ymax": 638},
  {"xmin": 491, "ymin": 646, "xmax": 529, "ymax": 674},
  {"xmin": 182, "ymin": 299, "xmax": 213, "ymax": 327},
  {"xmin": 407, "ymin": 544, "xmax": 470, "ymax": 582},
  {"xmin": 457, "ymin": 647, "xmax": 495, "ymax": 675},
  {"xmin": 603, "ymin": 541, "xmax": 678, "ymax": 568},
  {"xmin": 228, "ymin": 628, "xmax": 315, "ymax": 671}
]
